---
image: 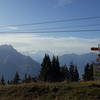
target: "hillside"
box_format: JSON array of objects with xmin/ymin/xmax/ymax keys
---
[
  {"xmin": 0, "ymin": 82, "xmax": 100, "ymax": 100},
  {"xmin": 0, "ymin": 45, "xmax": 41, "ymax": 80}
]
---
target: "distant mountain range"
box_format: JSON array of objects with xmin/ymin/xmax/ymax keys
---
[
  {"xmin": 23, "ymin": 50, "xmax": 53, "ymax": 63},
  {"xmin": 24, "ymin": 51, "xmax": 96, "ymax": 76},
  {"xmin": 0, "ymin": 45, "xmax": 97, "ymax": 80},
  {"xmin": 0, "ymin": 45, "xmax": 40, "ymax": 80},
  {"xmin": 59, "ymin": 53, "xmax": 96, "ymax": 76}
]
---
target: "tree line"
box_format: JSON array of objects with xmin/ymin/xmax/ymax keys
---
[
  {"xmin": 0, "ymin": 54, "xmax": 94, "ymax": 85},
  {"xmin": 40, "ymin": 54, "xmax": 79, "ymax": 82}
]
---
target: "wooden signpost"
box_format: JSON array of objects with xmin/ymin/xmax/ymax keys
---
[{"xmin": 91, "ymin": 44, "xmax": 100, "ymax": 81}]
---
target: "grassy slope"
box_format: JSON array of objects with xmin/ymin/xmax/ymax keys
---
[{"xmin": 0, "ymin": 81, "xmax": 100, "ymax": 100}]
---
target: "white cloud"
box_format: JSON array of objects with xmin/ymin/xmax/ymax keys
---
[
  {"xmin": 0, "ymin": 26, "xmax": 18, "ymax": 30},
  {"xmin": 7, "ymin": 26, "xmax": 18, "ymax": 30},
  {"xmin": 56, "ymin": 0, "xmax": 74, "ymax": 7},
  {"xmin": 0, "ymin": 34, "xmax": 99, "ymax": 55}
]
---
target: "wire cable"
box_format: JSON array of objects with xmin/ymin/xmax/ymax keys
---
[
  {"xmin": 13, "ymin": 23, "xmax": 100, "ymax": 31},
  {"xmin": 0, "ymin": 16, "xmax": 100, "ymax": 28},
  {"xmin": 0, "ymin": 29, "xmax": 100, "ymax": 34}
]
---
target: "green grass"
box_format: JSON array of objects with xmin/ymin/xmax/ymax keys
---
[{"xmin": 0, "ymin": 81, "xmax": 100, "ymax": 100}]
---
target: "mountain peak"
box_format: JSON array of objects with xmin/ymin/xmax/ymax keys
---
[
  {"xmin": 0, "ymin": 45, "xmax": 41, "ymax": 80},
  {"xmin": 0, "ymin": 44, "xmax": 14, "ymax": 49}
]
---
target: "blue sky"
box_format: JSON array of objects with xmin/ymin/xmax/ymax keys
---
[{"xmin": 0, "ymin": 0, "xmax": 100, "ymax": 55}]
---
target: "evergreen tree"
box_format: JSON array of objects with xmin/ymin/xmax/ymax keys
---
[
  {"xmin": 89, "ymin": 64, "xmax": 93, "ymax": 80},
  {"xmin": 22, "ymin": 74, "xmax": 33, "ymax": 83},
  {"xmin": 83, "ymin": 63, "xmax": 93, "ymax": 81},
  {"xmin": 22, "ymin": 73, "xmax": 28, "ymax": 83},
  {"xmin": 60, "ymin": 65, "xmax": 70, "ymax": 81},
  {"xmin": 69, "ymin": 63, "xmax": 79, "ymax": 82},
  {"xmin": 83, "ymin": 63, "xmax": 90, "ymax": 81},
  {"xmin": 40, "ymin": 54, "xmax": 51, "ymax": 81},
  {"xmin": 27, "ymin": 75, "xmax": 32, "ymax": 83},
  {"xmin": 51, "ymin": 56, "xmax": 61, "ymax": 82},
  {"xmin": 32, "ymin": 77, "xmax": 37, "ymax": 82},
  {"xmin": 1, "ymin": 75, "xmax": 5, "ymax": 85},
  {"xmin": 24, "ymin": 73, "xmax": 28, "ymax": 80},
  {"xmin": 40, "ymin": 54, "xmax": 61, "ymax": 82},
  {"xmin": 13, "ymin": 72, "xmax": 20, "ymax": 84},
  {"xmin": 74, "ymin": 66, "xmax": 79, "ymax": 81},
  {"xmin": 7, "ymin": 80, "xmax": 10, "ymax": 85}
]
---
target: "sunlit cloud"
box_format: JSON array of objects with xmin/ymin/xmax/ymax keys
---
[
  {"xmin": 7, "ymin": 26, "xmax": 18, "ymax": 30},
  {"xmin": 0, "ymin": 26, "xmax": 18, "ymax": 30},
  {"xmin": 0, "ymin": 34, "xmax": 99, "ymax": 55}
]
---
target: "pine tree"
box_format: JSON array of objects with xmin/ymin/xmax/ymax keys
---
[
  {"xmin": 83, "ymin": 63, "xmax": 90, "ymax": 81},
  {"xmin": 1, "ymin": 75, "xmax": 5, "ymax": 85},
  {"xmin": 40, "ymin": 54, "xmax": 51, "ymax": 81},
  {"xmin": 83, "ymin": 63, "xmax": 93, "ymax": 81},
  {"xmin": 74, "ymin": 66, "xmax": 79, "ymax": 81},
  {"xmin": 22, "ymin": 74, "xmax": 33, "ymax": 83},
  {"xmin": 13, "ymin": 72, "xmax": 20, "ymax": 84},
  {"xmin": 7, "ymin": 80, "xmax": 10, "ymax": 85},
  {"xmin": 24, "ymin": 73, "xmax": 28, "ymax": 80},
  {"xmin": 40, "ymin": 54, "xmax": 61, "ymax": 82},
  {"xmin": 69, "ymin": 63, "xmax": 79, "ymax": 82},
  {"xmin": 22, "ymin": 73, "xmax": 28, "ymax": 83},
  {"xmin": 60, "ymin": 65, "xmax": 70, "ymax": 81},
  {"xmin": 51, "ymin": 56, "xmax": 61, "ymax": 82},
  {"xmin": 27, "ymin": 75, "xmax": 32, "ymax": 83},
  {"xmin": 89, "ymin": 64, "xmax": 93, "ymax": 80}
]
